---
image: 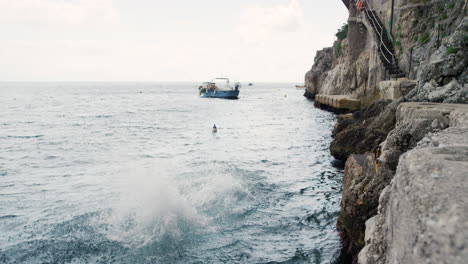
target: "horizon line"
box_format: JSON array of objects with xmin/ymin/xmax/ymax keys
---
[{"xmin": 0, "ymin": 80, "xmax": 304, "ymax": 84}]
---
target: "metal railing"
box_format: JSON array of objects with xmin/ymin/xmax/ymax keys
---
[{"xmin": 362, "ymin": 0, "xmax": 396, "ymax": 66}]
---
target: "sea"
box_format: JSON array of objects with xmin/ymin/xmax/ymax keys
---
[{"xmin": 0, "ymin": 82, "xmax": 343, "ymax": 264}]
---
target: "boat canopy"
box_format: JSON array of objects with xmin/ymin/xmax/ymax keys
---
[{"xmin": 212, "ymin": 78, "xmax": 232, "ymax": 91}]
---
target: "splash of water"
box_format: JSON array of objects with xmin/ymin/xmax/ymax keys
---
[{"xmin": 99, "ymin": 161, "xmax": 251, "ymax": 249}]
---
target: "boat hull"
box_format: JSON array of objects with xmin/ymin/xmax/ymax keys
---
[{"xmin": 200, "ymin": 90, "xmax": 239, "ymax": 99}]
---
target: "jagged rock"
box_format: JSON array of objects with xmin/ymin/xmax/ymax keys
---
[
  {"xmin": 338, "ymin": 153, "xmax": 394, "ymax": 264},
  {"xmin": 304, "ymin": 47, "xmax": 333, "ymax": 99},
  {"xmin": 380, "ymin": 102, "xmax": 468, "ymax": 168},
  {"xmin": 304, "ymin": 6, "xmax": 384, "ymax": 102},
  {"xmin": 396, "ymin": 0, "xmax": 466, "ymax": 79},
  {"xmin": 359, "ymin": 135, "xmax": 468, "ymax": 264},
  {"xmin": 359, "ymin": 103, "xmax": 468, "ymax": 264},
  {"xmin": 330, "ymin": 100, "xmax": 396, "ymax": 161},
  {"xmin": 303, "ymin": 2, "xmax": 468, "ymax": 262},
  {"xmin": 410, "ymin": 79, "xmax": 468, "ymax": 103},
  {"xmin": 419, "ymin": 17, "xmax": 468, "ymax": 84},
  {"xmin": 339, "ymin": 103, "xmax": 468, "ymax": 263},
  {"xmin": 407, "ymin": 17, "xmax": 468, "ymax": 103}
]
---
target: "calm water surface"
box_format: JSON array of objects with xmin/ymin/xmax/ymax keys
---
[{"xmin": 0, "ymin": 83, "xmax": 343, "ymax": 264}]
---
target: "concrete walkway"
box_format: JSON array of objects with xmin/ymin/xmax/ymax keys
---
[{"xmin": 315, "ymin": 94, "xmax": 361, "ymax": 111}]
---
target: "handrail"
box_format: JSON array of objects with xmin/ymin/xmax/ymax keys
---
[
  {"xmin": 364, "ymin": 1, "xmax": 394, "ymax": 42},
  {"xmin": 363, "ymin": 1, "xmax": 394, "ymax": 63},
  {"xmin": 362, "ymin": 0, "xmax": 396, "ymax": 65}
]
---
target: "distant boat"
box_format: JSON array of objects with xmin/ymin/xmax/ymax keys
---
[
  {"xmin": 198, "ymin": 78, "xmax": 240, "ymax": 99},
  {"xmin": 248, "ymin": 83, "xmax": 253, "ymax": 86},
  {"xmin": 295, "ymin": 85, "xmax": 306, "ymax": 89}
]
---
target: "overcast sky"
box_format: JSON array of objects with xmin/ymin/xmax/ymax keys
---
[{"xmin": 0, "ymin": 0, "xmax": 348, "ymax": 82}]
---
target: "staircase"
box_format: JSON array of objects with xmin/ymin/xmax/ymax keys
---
[{"xmin": 362, "ymin": 1, "xmax": 405, "ymax": 78}]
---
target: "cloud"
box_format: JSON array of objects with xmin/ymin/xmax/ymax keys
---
[
  {"xmin": 0, "ymin": 0, "xmax": 118, "ymax": 25},
  {"xmin": 237, "ymin": 0, "xmax": 303, "ymax": 44}
]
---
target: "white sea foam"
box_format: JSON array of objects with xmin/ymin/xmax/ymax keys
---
[{"xmin": 102, "ymin": 161, "xmax": 249, "ymax": 248}]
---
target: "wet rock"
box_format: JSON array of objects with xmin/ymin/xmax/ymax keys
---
[
  {"xmin": 337, "ymin": 153, "xmax": 394, "ymax": 264},
  {"xmin": 330, "ymin": 100, "xmax": 396, "ymax": 161}
]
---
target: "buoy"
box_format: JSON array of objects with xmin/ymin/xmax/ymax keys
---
[{"xmin": 212, "ymin": 124, "xmax": 217, "ymax": 133}]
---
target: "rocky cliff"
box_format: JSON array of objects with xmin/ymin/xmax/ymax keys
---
[
  {"xmin": 359, "ymin": 103, "xmax": 468, "ymax": 264},
  {"xmin": 303, "ymin": 0, "xmax": 468, "ymax": 263},
  {"xmin": 305, "ymin": 0, "xmax": 467, "ymax": 105}
]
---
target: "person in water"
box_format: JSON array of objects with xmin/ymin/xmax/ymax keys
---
[{"xmin": 212, "ymin": 124, "xmax": 217, "ymax": 133}]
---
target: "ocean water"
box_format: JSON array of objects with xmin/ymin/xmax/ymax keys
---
[{"xmin": 0, "ymin": 83, "xmax": 343, "ymax": 264}]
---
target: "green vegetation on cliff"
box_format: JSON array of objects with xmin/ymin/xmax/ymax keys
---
[{"xmin": 336, "ymin": 23, "xmax": 349, "ymax": 41}]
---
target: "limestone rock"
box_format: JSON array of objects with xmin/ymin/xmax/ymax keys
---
[
  {"xmin": 330, "ymin": 100, "xmax": 396, "ymax": 161},
  {"xmin": 407, "ymin": 17, "xmax": 468, "ymax": 104},
  {"xmin": 379, "ymin": 103, "xmax": 451, "ymax": 169},
  {"xmin": 304, "ymin": 47, "xmax": 333, "ymax": 99},
  {"xmin": 338, "ymin": 153, "xmax": 394, "ymax": 264},
  {"xmin": 359, "ymin": 136, "xmax": 468, "ymax": 264},
  {"xmin": 359, "ymin": 104, "xmax": 468, "ymax": 264}
]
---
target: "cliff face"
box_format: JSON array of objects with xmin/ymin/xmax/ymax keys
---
[
  {"xmin": 305, "ymin": 0, "xmax": 467, "ymax": 105},
  {"xmin": 304, "ymin": 1, "xmax": 468, "ymax": 263},
  {"xmin": 408, "ymin": 17, "xmax": 468, "ymax": 103},
  {"xmin": 359, "ymin": 103, "xmax": 468, "ymax": 264},
  {"xmin": 394, "ymin": 0, "xmax": 467, "ymax": 81},
  {"xmin": 305, "ymin": 3, "xmax": 384, "ymax": 103},
  {"xmin": 304, "ymin": 47, "xmax": 333, "ymax": 99}
]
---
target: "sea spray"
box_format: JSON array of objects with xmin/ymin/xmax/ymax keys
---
[
  {"xmin": 99, "ymin": 162, "xmax": 206, "ymax": 248},
  {"xmin": 99, "ymin": 161, "xmax": 253, "ymax": 249}
]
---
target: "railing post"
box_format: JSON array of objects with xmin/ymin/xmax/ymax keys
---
[
  {"xmin": 390, "ymin": 0, "xmax": 395, "ymax": 37},
  {"xmin": 409, "ymin": 47, "xmax": 413, "ymax": 77},
  {"xmin": 437, "ymin": 24, "xmax": 441, "ymax": 48}
]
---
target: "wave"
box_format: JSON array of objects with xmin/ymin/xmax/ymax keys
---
[
  {"xmin": 6, "ymin": 135, "xmax": 44, "ymax": 139},
  {"xmin": 0, "ymin": 214, "xmax": 18, "ymax": 219},
  {"xmin": 94, "ymin": 162, "xmax": 254, "ymax": 251}
]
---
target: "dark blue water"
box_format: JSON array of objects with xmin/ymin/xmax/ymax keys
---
[{"xmin": 0, "ymin": 83, "xmax": 343, "ymax": 264}]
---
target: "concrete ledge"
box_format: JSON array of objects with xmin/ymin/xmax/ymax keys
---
[
  {"xmin": 315, "ymin": 94, "xmax": 361, "ymax": 111},
  {"xmin": 379, "ymin": 80, "xmax": 417, "ymax": 100},
  {"xmin": 397, "ymin": 102, "xmax": 468, "ymax": 128}
]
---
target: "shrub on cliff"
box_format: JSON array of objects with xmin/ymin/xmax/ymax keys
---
[
  {"xmin": 447, "ymin": 47, "xmax": 459, "ymax": 54},
  {"xmin": 335, "ymin": 23, "xmax": 349, "ymax": 41}
]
